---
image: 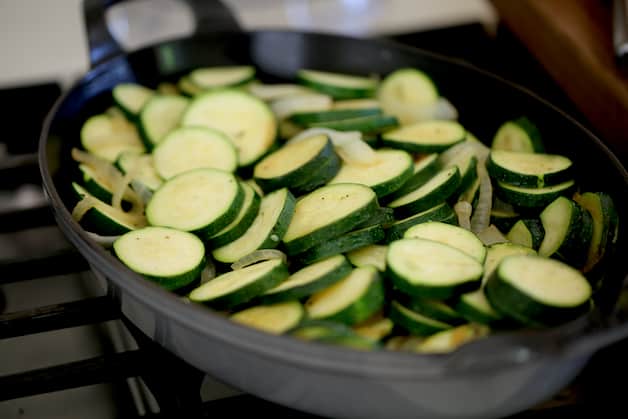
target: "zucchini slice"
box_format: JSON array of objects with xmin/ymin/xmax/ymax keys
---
[
  {"xmin": 113, "ymin": 226, "xmax": 205, "ymax": 291},
  {"xmin": 332, "ymin": 98, "xmax": 380, "ymax": 110},
  {"xmin": 282, "ymin": 183, "xmax": 379, "ymax": 255},
  {"xmin": 78, "ymin": 163, "xmax": 132, "ymax": 205},
  {"xmin": 188, "ymin": 258, "xmax": 289, "ymax": 309},
  {"xmin": 153, "ymin": 126, "xmax": 238, "ymax": 179},
  {"xmin": 296, "ymin": 224, "xmax": 385, "ymax": 265},
  {"xmin": 112, "ymin": 83, "xmax": 154, "ymax": 119},
  {"xmin": 288, "ymin": 319, "xmax": 357, "ymax": 341},
  {"xmin": 506, "ymin": 219, "xmax": 545, "ymax": 250},
  {"xmin": 385, "ymin": 153, "xmax": 440, "ymax": 201},
  {"xmin": 389, "ymin": 300, "xmax": 454, "ymax": 336},
  {"xmin": 387, "ymin": 166, "xmax": 461, "ymax": 218},
  {"xmin": 485, "ymin": 255, "xmax": 592, "ymax": 326},
  {"xmin": 307, "ymin": 114, "xmax": 399, "ymax": 134},
  {"xmin": 297, "ymin": 69, "xmax": 378, "ymax": 99},
  {"xmin": 487, "ymin": 150, "xmax": 572, "ymax": 188},
  {"xmin": 259, "ymin": 254, "xmax": 352, "ymax": 304},
  {"xmin": 386, "ymin": 239, "xmax": 483, "ymax": 299},
  {"xmin": 347, "ymin": 244, "xmax": 388, "ymax": 272},
  {"xmin": 494, "ymin": 179, "xmax": 576, "ymax": 209},
  {"xmin": 80, "ymin": 114, "xmax": 145, "ymax": 162},
  {"xmin": 230, "ymin": 301, "xmax": 305, "ymax": 334},
  {"xmin": 384, "ymin": 202, "xmax": 455, "ymax": 243},
  {"xmin": 146, "ymin": 168, "xmax": 243, "ymax": 237},
  {"xmin": 212, "ymin": 188, "xmax": 296, "ymax": 263},
  {"xmin": 329, "ymin": 149, "xmax": 414, "ymax": 198},
  {"xmin": 182, "ymin": 89, "xmax": 277, "ymax": 167},
  {"xmin": 492, "ymin": 117, "xmax": 544, "ymax": 153},
  {"xmin": 377, "ymin": 68, "xmax": 439, "ymax": 125},
  {"xmin": 416, "ymin": 324, "xmax": 489, "ymax": 354},
  {"xmin": 72, "ymin": 183, "xmax": 146, "ymax": 235},
  {"xmin": 178, "ymin": 76, "xmax": 203, "ymax": 96},
  {"xmin": 403, "ymin": 221, "xmax": 487, "ymax": 263},
  {"xmin": 290, "ymin": 107, "xmax": 382, "ymax": 125},
  {"xmin": 402, "ymin": 297, "xmax": 466, "ymax": 325},
  {"xmin": 115, "ymin": 151, "xmax": 163, "ymax": 192},
  {"xmin": 305, "ymin": 266, "xmax": 385, "ymax": 325},
  {"xmin": 381, "ymin": 121, "xmax": 466, "ymax": 153},
  {"xmin": 352, "ymin": 314, "xmax": 394, "ymax": 342},
  {"xmin": 138, "ymin": 94, "xmax": 189, "ymax": 149},
  {"xmin": 454, "ymin": 243, "xmax": 536, "ymax": 325},
  {"xmin": 209, "ymin": 182, "xmax": 261, "ymax": 248},
  {"xmin": 538, "ymin": 197, "xmax": 593, "ymax": 268},
  {"xmin": 188, "ymin": 66, "xmax": 256, "ymax": 89},
  {"xmin": 490, "ymin": 209, "xmax": 520, "ymax": 232},
  {"xmin": 291, "ymin": 152, "xmax": 342, "ymax": 196},
  {"xmin": 253, "ymin": 134, "xmax": 336, "ymax": 193},
  {"xmin": 574, "ymin": 192, "xmax": 620, "ymax": 273},
  {"xmin": 355, "ymin": 207, "xmax": 395, "ymax": 230}
]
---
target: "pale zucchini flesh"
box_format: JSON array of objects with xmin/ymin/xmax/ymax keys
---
[
  {"xmin": 403, "ymin": 221, "xmax": 487, "ymax": 263},
  {"xmin": 189, "ymin": 66, "xmax": 256, "ymax": 89},
  {"xmin": 139, "ymin": 94, "xmax": 189, "ymax": 148},
  {"xmin": 80, "ymin": 114, "xmax": 145, "ymax": 162},
  {"xmin": 487, "ymin": 150, "xmax": 572, "ymax": 188},
  {"xmin": 231, "ymin": 301, "xmax": 305, "ymax": 334},
  {"xmin": 112, "ymin": 83, "xmax": 154, "ymax": 118},
  {"xmin": 382, "ymin": 121, "xmax": 466, "ymax": 153}
]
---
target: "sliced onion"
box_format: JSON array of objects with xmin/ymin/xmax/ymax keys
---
[
  {"xmin": 270, "ymin": 93, "xmax": 332, "ymax": 120},
  {"xmin": 248, "ymin": 83, "xmax": 313, "ymax": 101},
  {"xmin": 72, "ymin": 148, "xmax": 120, "ymax": 181},
  {"xmin": 72, "ymin": 195, "xmax": 97, "ymax": 221},
  {"xmin": 200, "ymin": 259, "xmax": 216, "ymax": 284},
  {"xmin": 470, "ymin": 162, "xmax": 492, "ymax": 234},
  {"xmin": 231, "ymin": 249, "xmax": 287, "ymax": 270},
  {"xmin": 476, "ymin": 225, "xmax": 508, "ymax": 246},
  {"xmin": 85, "ymin": 231, "xmax": 120, "ymax": 247},
  {"xmin": 130, "ymin": 179, "xmax": 153, "ymax": 205},
  {"xmin": 289, "ymin": 128, "xmax": 377, "ymax": 165},
  {"xmin": 454, "ymin": 201, "xmax": 473, "ymax": 231}
]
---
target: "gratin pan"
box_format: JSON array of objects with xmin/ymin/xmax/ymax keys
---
[{"xmin": 39, "ymin": 1, "xmax": 628, "ymax": 418}]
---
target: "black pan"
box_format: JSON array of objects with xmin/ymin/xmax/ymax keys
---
[{"xmin": 39, "ymin": 1, "xmax": 628, "ymax": 418}]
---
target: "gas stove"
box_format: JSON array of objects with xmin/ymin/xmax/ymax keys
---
[{"xmin": 1, "ymin": 20, "xmax": 627, "ymax": 419}]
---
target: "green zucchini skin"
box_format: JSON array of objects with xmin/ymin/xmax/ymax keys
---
[
  {"xmin": 290, "ymin": 108, "xmax": 382, "ymax": 125},
  {"xmin": 389, "ymin": 300, "xmax": 453, "ymax": 336},
  {"xmin": 208, "ymin": 183, "xmax": 262, "ymax": 248},
  {"xmin": 384, "ymin": 202, "xmax": 455, "ymax": 243},
  {"xmin": 486, "ymin": 151, "xmax": 572, "ymax": 188},
  {"xmin": 291, "ymin": 152, "xmax": 342, "ymax": 196},
  {"xmin": 296, "ymin": 69, "xmax": 378, "ymax": 100},
  {"xmin": 494, "ymin": 180, "xmax": 576, "ymax": 209},
  {"xmin": 307, "ymin": 114, "xmax": 399, "ymax": 134},
  {"xmin": 491, "ymin": 116, "xmax": 544, "ymax": 153},
  {"xmin": 506, "ymin": 219, "xmax": 545, "ymax": 250}
]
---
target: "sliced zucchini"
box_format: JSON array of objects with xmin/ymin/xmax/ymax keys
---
[
  {"xmin": 209, "ymin": 182, "xmax": 261, "ymax": 248},
  {"xmin": 403, "ymin": 221, "xmax": 487, "ymax": 263},
  {"xmin": 492, "ymin": 117, "xmax": 544, "ymax": 153},
  {"xmin": 259, "ymin": 254, "xmax": 352, "ymax": 304},
  {"xmin": 386, "ymin": 238, "xmax": 483, "ymax": 299},
  {"xmin": 389, "ymin": 300, "xmax": 453, "ymax": 336},
  {"xmin": 296, "ymin": 69, "xmax": 378, "ymax": 99},
  {"xmin": 416, "ymin": 324, "xmax": 489, "ymax": 354},
  {"xmin": 385, "ymin": 153, "xmax": 440, "ymax": 201},
  {"xmin": 573, "ymin": 192, "xmax": 620, "ymax": 273},
  {"xmin": 115, "ymin": 151, "xmax": 163, "ymax": 192},
  {"xmin": 454, "ymin": 243, "xmax": 536, "ymax": 325},
  {"xmin": 296, "ymin": 224, "xmax": 385, "ymax": 265},
  {"xmin": 387, "ymin": 166, "xmax": 461, "ymax": 218},
  {"xmin": 490, "ymin": 209, "xmax": 520, "ymax": 233},
  {"xmin": 494, "ymin": 179, "xmax": 576, "ymax": 209},
  {"xmin": 282, "ymin": 183, "xmax": 379, "ymax": 255},
  {"xmin": 78, "ymin": 163, "xmax": 132, "ymax": 205},
  {"xmin": 138, "ymin": 94, "xmax": 189, "ymax": 149},
  {"xmin": 80, "ymin": 114, "xmax": 145, "ymax": 162},
  {"xmin": 305, "ymin": 266, "xmax": 384, "ymax": 325},
  {"xmin": 355, "ymin": 207, "xmax": 395, "ymax": 230},
  {"xmin": 485, "ymin": 255, "xmax": 592, "ymax": 326},
  {"xmin": 188, "ymin": 258, "xmax": 289, "ymax": 309},
  {"xmin": 352, "ymin": 314, "xmax": 394, "ymax": 341},
  {"xmin": 113, "ymin": 226, "xmax": 205, "ymax": 291},
  {"xmin": 146, "ymin": 168, "xmax": 243, "ymax": 237},
  {"xmin": 457, "ymin": 175, "xmax": 481, "ymax": 206},
  {"xmin": 289, "ymin": 107, "xmax": 382, "ymax": 125},
  {"xmin": 212, "ymin": 188, "xmax": 296, "ymax": 263},
  {"xmin": 329, "ymin": 148, "xmax": 414, "ymax": 198},
  {"xmin": 230, "ymin": 301, "xmax": 305, "ymax": 334},
  {"xmin": 307, "ymin": 114, "xmax": 398, "ymax": 134},
  {"xmin": 506, "ymin": 219, "xmax": 545, "ymax": 250},
  {"xmin": 332, "ymin": 98, "xmax": 381, "ymax": 110},
  {"xmin": 153, "ymin": 126, "xmax": 238, "ymax": 179},
  {"xmin": 381, "ymin": 121, "xmax": 466, "ymax": 153},
  {"xmin": 288, "ymin": 319, "xmax": 357, "ymax": 341},
  {"xmin": 247, "ymin": 83, "xmax": 314, "ymax": 101},
  {"xmin": 178, "ymin": 76, "xmax": 203, "ymax": 96},
  {"xmin": 270, "ymin": 93, "xmax": 333, "ymax": 120},
  {"xmin": 290, "ymin": 151, "xmax": 342, "ymax": 195},
  {"xmin": 377, "ymin": 68, "xmax": 439, "ymax": 125},
  {"xmin": 182, "ymin": 89, "xmax": 277, "ymax": 167},
  {"xmin": 189, "ymin": 66, "xmax": 256, "ymax": 90},
  {"xmin": 72, "ymin": 183, "xmax": 146, "ymax": 235},
  {"xmin": 347, "ymin": 244, "xmax": 388, "ymax": 272},
  {"xmin": 538, "ymin": 197, "xmax": 593, "ymax": 268},
  {"xmin": 384, "ymin": 202, "xmax": 455, "ymax": 243},
  {"xmin": 402, "ymin": 296, "xmax": 466, "ymax": 325},
  {"xmin": 253, "ymin": 134, "xmax": 336, "ymax": 193},
  {"xmin": 112, "ymin": 83, "xmax": 153, "ymax": 119},
  {"xmin": 487, "ymin": 150, "xmax": 572, "ymax": 188}
]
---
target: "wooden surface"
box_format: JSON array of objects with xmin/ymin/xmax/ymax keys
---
[{"xmin": 491, "ymin": 0, "xmax": 628, "ymax": 162}]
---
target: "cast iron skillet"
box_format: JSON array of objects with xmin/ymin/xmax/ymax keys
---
[{"xmin": 39, "ymin": 1, "xmax": 628, "ymax": 418}]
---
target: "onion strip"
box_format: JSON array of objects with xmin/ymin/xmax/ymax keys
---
[
  {"xmin": 454, "ymin": 201, "xmax": 473, "ymax": 231},
  {"xmin": 231, "ymin": 249, "xmax": 287, "ymax": 270},
  {"xmin": 200, "ymin": 258, "xmax": 216, "ymax": 284}
]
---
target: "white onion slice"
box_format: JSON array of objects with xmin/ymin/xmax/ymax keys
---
[
  {"xmin": 231, "ymin": 249, "xmax": 287, "ymax": 270},
  {"xmin": 200, "ymin": 259, "xmax": 216, "ymax": 284},
  {"xmin": 454, "ymin": 201, "xmax": 473, "ymax": 231},
  {"xmin": 85, "ymin": 231, "xmax": 120, "ymax": 247},
  {"xmin": 470, "ymin": 162, "xmax": 492, "ymax": 234},
  {"xmin": 248, "ymin": 83, "xmax": 313, "ymax": 101},
  {"xmin": 270, "ymin": 93, "xmax": 332, "ymax": 120},
  {"xmin": 130, "ymin": 179, "xmax": 153, "ymax": 205},
  {"xmin": 72, "ymin": 195, "xmax": 97, "ymax": 221}
]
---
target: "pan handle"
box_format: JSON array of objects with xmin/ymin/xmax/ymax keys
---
[{"xmin": 83, "ymin": 0, "xmax": 241, "ymax": 68}]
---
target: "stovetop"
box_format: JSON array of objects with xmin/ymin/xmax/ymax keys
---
[{"xmin": 1, "ymin": 22, "xmax": 627, "ymax": 419}]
